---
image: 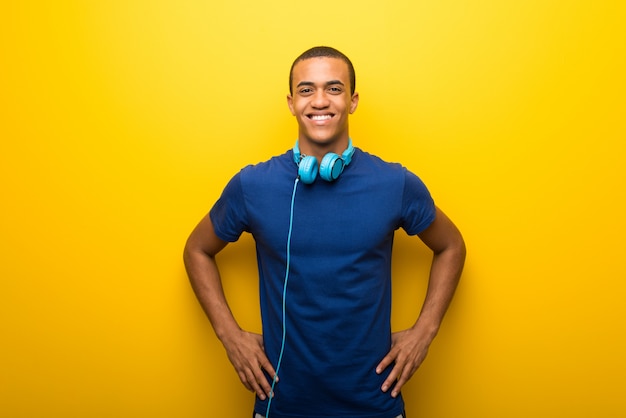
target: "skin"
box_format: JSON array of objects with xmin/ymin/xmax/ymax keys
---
[{"xmin": 183, "ymin": 56, "xmax": 466, "ymax": 402}]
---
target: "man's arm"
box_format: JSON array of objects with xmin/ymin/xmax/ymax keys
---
[
  {"xmin": 183, "ymin": 213, "xmax": 277, "ymax": 400},
  {"xmin": 376, "ymin": 206, "xmax": 466, "ymax": 397}
]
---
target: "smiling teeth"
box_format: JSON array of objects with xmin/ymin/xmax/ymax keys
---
[{"xmin": 311, "ymin": 115, "xmax": 332, "ymax": 120}]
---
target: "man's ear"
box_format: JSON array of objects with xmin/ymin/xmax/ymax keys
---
[
  {"xmin": 349, "ymin": 92, "xmax": 359, "ymax": 114},
  {"xmin": 287, "ymin": 94, "xmax": 295, "ymax": 116}
]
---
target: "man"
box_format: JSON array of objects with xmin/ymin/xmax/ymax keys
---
[{"xmin": 184, "ymin": 46, "xmax": 466, "ymax": 418}]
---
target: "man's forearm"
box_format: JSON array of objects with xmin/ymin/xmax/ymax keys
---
[
  {"xmin": 183, "ymin": 248, "xmax": 241, "ymax": 342},
  {"xmin": 413, "ymin": 242, "xmax": 466, "ymax": 340}
]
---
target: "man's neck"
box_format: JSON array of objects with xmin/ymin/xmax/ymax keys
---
[{"xmin": 297, "ymin": 137, "xmax": 350, "ymax": 161}]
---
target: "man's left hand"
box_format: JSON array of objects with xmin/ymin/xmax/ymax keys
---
[{"xmin": 375, "ymin": 328, "xmax": 432, "ymax": 398}]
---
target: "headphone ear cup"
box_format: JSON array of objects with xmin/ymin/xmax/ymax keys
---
[
  {"xmin": 298, "ymin": 155, "xmax": 318, "ymax": 184},
  {"xmin": 319, "ymin": 153, "xmax": 344, "ymax": 182}
]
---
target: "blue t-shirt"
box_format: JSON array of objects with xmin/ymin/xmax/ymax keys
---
[{"xmin": 210, "ymin": 148, "xmax": 436, "ymax": 418}]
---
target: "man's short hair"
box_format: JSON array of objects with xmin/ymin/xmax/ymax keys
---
[{"xmin": 289, "ymin": 46, "xmax": 356, "ymax": 96}]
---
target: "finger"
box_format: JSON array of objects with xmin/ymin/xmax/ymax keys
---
[
  {"xmin": 254, "ymin": 364, "xmax": 275, "ymax": 399},
  {"xmin": 375, "ymin": 352, "xmax": 395, "ymax": 375},
  {"xmin": 244, "ymin": 367, "xmax": 269, "ymax": 401},
  {"xmin": 238, "ymin": 370, "xmax": 254, "ymax": 392},
  {"xmin": 251, "ymin": 333, "xmax": 278, "ymax": 382},
  {"xmin": 380, "ymin": 362, "xmax": 402, "ymax": 394},
  {"xmin": 391, "ymin": 372, "xmax": 409, "ymax": 398},
  {"xmin": 260, "ymin": 359, "xmax": 277, "ymax": 380}
]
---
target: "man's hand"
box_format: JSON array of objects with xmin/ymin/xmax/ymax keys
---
[
  {"xmin": 375, "ymin": 328, "xmax": 432, "ymax": 398},
  {"xmin": 222, "ymin": 330, "xmax": 277, "ymax": 401}
]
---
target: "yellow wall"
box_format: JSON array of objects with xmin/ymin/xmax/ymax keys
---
[{"xmin": 1, "ymin": 1, "xmax": 625, "ymax": 416}]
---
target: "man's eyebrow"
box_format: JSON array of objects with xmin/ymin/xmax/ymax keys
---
[{"xmin": 296, "ymin": 80, "xmax": 345, "ymax": 88}]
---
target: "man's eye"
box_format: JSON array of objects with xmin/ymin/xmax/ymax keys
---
[
  {"xmin": 328, "ymin": 87, "xmax": 343, "ymax": 94},
  {"xmin": 299, "ymin": 88, "xmax": 313, "ymax": 94}
]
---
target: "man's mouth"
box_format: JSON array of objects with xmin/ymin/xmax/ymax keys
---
[{"xmin": 308, "ymin": 114, "xmax": 334, "ymax": 121}]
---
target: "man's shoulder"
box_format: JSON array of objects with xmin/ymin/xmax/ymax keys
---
[
  {"xmin": 239, "ymin": 149, "xmax": 293, "ymax": 174},
  {"xmin": 234, "ymin": 149, "xmax": 296, "ymax": 191},
  {"xmin": 352, "ymin": 148, "xmax": 406, "ymax": 175}
]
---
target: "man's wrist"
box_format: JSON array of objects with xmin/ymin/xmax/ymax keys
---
[{"xmin": 411, "ymin": 318, "xmax": 440, "ymax": 342}]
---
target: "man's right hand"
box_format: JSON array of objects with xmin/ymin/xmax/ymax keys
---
[{"xmin": 222, "ymin": 330, "xmax": 277, "ymax": 401}]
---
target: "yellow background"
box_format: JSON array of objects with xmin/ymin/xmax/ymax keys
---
[{"xmin": 1, "ymin": 1, "xmax": 625, "ymax": 417}]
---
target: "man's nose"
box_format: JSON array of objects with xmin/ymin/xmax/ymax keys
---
[{"xmin": 311, "ymin": 90, "xmax": 330, "ymax": 108}]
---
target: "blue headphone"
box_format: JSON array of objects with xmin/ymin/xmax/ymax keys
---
[{"xmin": 292, "ymin": 139, "xmax": 355, "ymax": 184}]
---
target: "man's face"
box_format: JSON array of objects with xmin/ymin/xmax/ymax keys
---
[{"xmin": 287, "ymin": 57, "xmax": 359, "ymax": 149}]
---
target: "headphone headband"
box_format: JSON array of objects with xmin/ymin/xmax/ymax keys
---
[{"xmin": 292, "ymin": 139, "xmax": 355, "ymax": 165}]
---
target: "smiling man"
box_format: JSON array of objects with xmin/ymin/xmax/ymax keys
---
[{"xmin": 184, "ymin": 46, "xmax": 466, "ymax": 418}]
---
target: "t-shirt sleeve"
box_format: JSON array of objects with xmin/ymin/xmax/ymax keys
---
[
  {"xmin": 400, "ymin": 169, "xmax": 436, "ymax": 235},
  {"xmin": 209, "ymin": 172, "xmax": 250, "ymax": 242}
]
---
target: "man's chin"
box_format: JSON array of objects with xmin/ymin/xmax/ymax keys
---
[{"xmin": 299, "ymin": 132, "xmax": 345, "ymax": 147}]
